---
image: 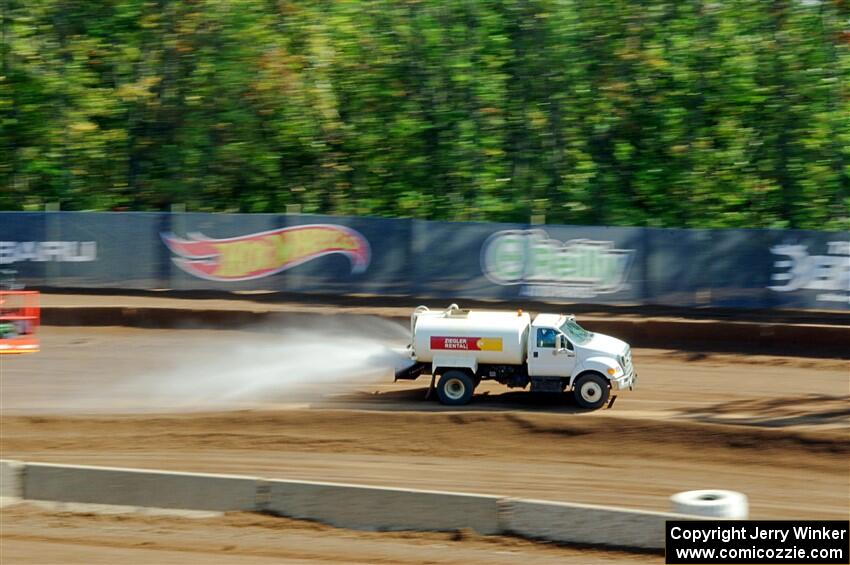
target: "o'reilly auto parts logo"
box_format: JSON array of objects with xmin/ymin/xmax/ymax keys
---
[
  {"xmin": 162, "ymin": 224, "xmax": 370, "ymax": 282},
  {"xmin": 481, "ymin": 229, "xmax": 634, "ymax": 298}
]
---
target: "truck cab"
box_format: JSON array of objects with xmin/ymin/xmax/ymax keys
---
[{"xmin": 528, "ymin": 313, "xmax": 635, "ymax": 408}]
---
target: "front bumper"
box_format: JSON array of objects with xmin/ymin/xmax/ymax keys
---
[{"xmin": 611, "ymin": 370, "xmax": 636, "ymax": 391}]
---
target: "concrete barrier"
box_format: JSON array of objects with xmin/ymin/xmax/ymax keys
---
[
  {"xmin": 0, "ymin": 459, "xmax": 24, "ymax": 503},
  {"xmin": 500, "ymin": 498, "xmax": 704, "ymax": 550},
  {"xmin": 262, "ymin": 478, "xmax": 502, "ymax": 535},
  {"xmin": 8, "ymin": 460, "xmax": 715, "ymax": 550},
  {"xmin": 23, "ymin": 462, "xmax": 260, "ymax": 511}
]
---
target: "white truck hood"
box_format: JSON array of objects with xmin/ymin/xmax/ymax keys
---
[{"xmin": 578, "ymin": 332, "xmax": 628, "ymax": 357}]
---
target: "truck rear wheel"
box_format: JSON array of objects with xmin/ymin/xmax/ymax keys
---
[
  {"xmin": 573, "ymin": 373, "xmax": 609, "ymax": 410},
  {"xmin": 437, "ymin": 371, "xmax": 474, "ymax": 406}
]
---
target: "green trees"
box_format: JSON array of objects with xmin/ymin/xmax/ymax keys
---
[{"xmin": 1, "ymin": 0, "xmax": 848, "ymax": 229}]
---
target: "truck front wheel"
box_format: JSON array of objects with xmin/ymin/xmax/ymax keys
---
[
  {"xmin": 573, "ymin": 373, "xmax": 610, "ymax": 410},
  {"xmin": 437, "ymin": 371, "xmax": 475, "ymax": 406}
]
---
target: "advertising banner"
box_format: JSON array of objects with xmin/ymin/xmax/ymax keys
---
[
  {"xmin": 0, "ymin": 213, "xmax": 48, "ymax": 285},
  {"xmin": 414, "ymin": 222, "xmax": 646, "ymax": 304},
  {"xmin": 412, "ymin": 220, "xmax": 527, "ymax": 300},
  {"xmin": 510, "ymin": 225, "xmax": 646, "ymax": 304},
  {"xmin": 646, "ymin": 228, "xmax": 776, "ymax": 309},
  {"xmin": 0, "ymin": 212, "xmax": 165, "ymax": 289},
  {"xmin": 163, "ymin": 213, "xmax": 411, "ymax": 295},
  {"xmin": 51, "ymin": 212, "xmax": 167, "ymax": 289},
  {"xmin": 279, "ymin": 214, "xmax": 412, "ymax": 296},
  {"xmin": 0, "ymin": 211, "xmax": 846, "ymax": 311},
  {"xmin": 764, "ymin": 230, "xmax": 849, "ymax": 310}
]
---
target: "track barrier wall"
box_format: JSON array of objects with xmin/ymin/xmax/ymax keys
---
[
  {"xmin": 262, "ymin": 479, "xmax": 502, "ymax": 535},
  {"xmin": 0, "ymin": 460, "xmax": 24, "ymax": 500},
  {"xmin": 500, "ymin": 498, "xmax": 681, "ymax": 549},
  {"xmin": 1, "ymin": 212, "xmax": 847, "ymax": 311},
  {"xmin": 22, "ymin": 462, "xmax": 260, "ymax": 511},
  {"xmin": 31, "ymin": 305, "xmax": 850, "ymax": 357},
  {"xmin": 1, "ymin": 459, "xmax": 704, "ymax": 549}
]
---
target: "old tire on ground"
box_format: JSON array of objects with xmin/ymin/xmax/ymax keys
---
[
  {"xmin": 573, "ymin": 373, "xmax": 610, "ymax": 410},
  {"xmin": 671, "ymin": 490, "xmax": 749, "ymax": 519},
  {"xmin": 437, "ymin": 370, "xmax": 475, "ymax": 406}
]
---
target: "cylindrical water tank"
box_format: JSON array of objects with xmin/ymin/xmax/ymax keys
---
[{"xmin": 412, "ymin": 307, "xmax": 530, "ymax": 365}]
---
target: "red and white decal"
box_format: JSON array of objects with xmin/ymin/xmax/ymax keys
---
[{"xmin": 429, "ymin": 336, "xmax": 502, "ymax": 351}]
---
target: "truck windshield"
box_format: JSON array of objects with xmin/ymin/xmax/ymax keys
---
[{"xmin": 559, "ymin": 318, "xmax": 593, "ymax": 345}]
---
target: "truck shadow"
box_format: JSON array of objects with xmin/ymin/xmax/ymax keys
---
[
  {"xmin": 675, "ymin": 394, "xmax": 850, "ymax": 429},
  {"xmin": 334, "ymin": 387, "xmax": 599, "ymax": 414}
]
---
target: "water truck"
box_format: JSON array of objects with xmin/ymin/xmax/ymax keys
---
[{"xmin": 394, "ymin": 304, "xmax": 636, "ymax": 409}]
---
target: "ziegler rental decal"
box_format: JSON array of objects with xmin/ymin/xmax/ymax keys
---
[
  {"xmin": 161, "ymin": 224, "xmax": 371, "ymax": 281},
  {"xmin": 481, "ymin": 229, "xmax": 634, "ymax": 298},
  {"xmin": 430, "ymin": 336, "xmax": 504, "ymax": 351}
]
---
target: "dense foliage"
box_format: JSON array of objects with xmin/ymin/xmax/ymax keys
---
[{"xmin": 1, "ymin": 0, "xmax": 848, "ymax": 229}]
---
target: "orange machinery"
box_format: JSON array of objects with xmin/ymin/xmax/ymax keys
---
[{"xmin": 0, "ymin": 290, "xmax": 40, "ymax": 354}]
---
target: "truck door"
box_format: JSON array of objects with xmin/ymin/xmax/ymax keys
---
[{"xmin": 528, "ymin": 328, "xmax": 575, "ymax": 377}]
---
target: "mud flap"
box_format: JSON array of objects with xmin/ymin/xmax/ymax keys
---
[
  {"xmin": 606, "ymin": 395, "xmax": 617, "ymax": 409},
  {"xmin": 425, "ymin": 372, "xmax": 436, "ymax": 400}
]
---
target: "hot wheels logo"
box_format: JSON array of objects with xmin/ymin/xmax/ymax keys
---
[{"xmin": 162, "ymin": 224, "xmax": 370, "ymax": 281}]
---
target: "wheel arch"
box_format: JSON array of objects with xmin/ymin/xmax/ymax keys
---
[
  {"xmin": 576, "ymin": 356, "xmax": 618, "ymax": 383},
  {"xmin": 573, "ymin": 368, "xmax": 611, "ymax": 387}
]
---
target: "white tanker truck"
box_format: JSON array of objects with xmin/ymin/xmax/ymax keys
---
[{"xmin": 394, "ymin": 304, "xmax": 636, "ymax": 409}]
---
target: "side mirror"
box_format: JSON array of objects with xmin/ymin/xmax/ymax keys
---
[{"xmin": 556, "ymin": 334, "xmax": 573, "ymax": 355}]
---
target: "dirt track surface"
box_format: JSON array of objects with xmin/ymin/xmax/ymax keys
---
[
  {"xmin": 2, "ymin": 325, "xmax": 849, "ymax": 521},
  {"xmin": 1, "ymin": 504, "xmax": 658, "ymax": 565},
  {"xmin": 1, "ymin": 319, "xmax": 848, "ymax": 564}
]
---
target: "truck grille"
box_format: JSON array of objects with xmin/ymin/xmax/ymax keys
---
[{"xmin": 623, "ymin": 348, "xmax": 633, "ymax": 375}]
